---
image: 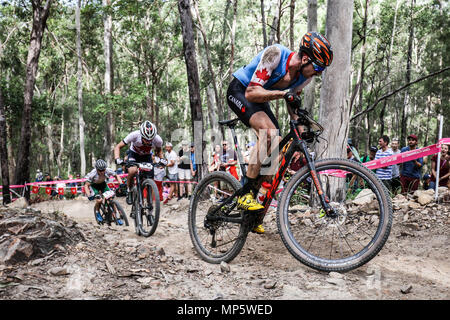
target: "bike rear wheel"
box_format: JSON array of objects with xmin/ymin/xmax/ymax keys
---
[
  {"xmin": 188, "ymin": 171, "xmax": 249, "ymax": 264},
  {"xmin": 277, "ymin": 158, "xmax": 393, "ymax": 272},
  {"xmin": 136, "ymin": 179, "xmax": 160, "ymax": 237}
]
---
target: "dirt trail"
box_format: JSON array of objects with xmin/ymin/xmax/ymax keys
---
[{"xmin": 1, "ymin": 195, "xmax": 449, "ymax": 300}]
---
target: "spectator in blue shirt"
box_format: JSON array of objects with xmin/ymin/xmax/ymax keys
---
[
  {"xmin": 375, "ymin": 135, "xmax": 393, "ymax": 192},
  {"xmin": 400, "ymin": 134, "xmax": 423, "ymax": 193},
  {"xmin": 190, "ymin": 143, "xmax": 197, "ymax": 183}
]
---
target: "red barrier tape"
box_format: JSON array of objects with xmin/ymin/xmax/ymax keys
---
[{"xmin": 1, "ymin": 138, "xmax": 448, "ymax": 194}]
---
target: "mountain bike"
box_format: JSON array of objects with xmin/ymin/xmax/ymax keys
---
[
  {"xmin": 127, "ymin": 161, "xmax": 160, "ymax": 237},
  {"xmin": 188, "ymin": 96, "xmax": 393, "ymax": 273},
  {"xmin": 93, "ymin": 189, "xmax": 129, "ymax": 227}
]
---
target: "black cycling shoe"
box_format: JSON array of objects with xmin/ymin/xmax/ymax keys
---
[{"xmin": 126, "ymin": 191, "xmax": 133, "ymax": 205}]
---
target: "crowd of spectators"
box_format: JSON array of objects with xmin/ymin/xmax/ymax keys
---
[
  {"xmin": 30, "ymin": 132, "xmax": 448, "ymax": 203},
  {"xmin": 347, "ymin": 133, "xmax": 449, "ymax": 195}
]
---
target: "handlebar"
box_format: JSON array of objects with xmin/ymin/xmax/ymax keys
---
[{"xmin": 126, "ymin": 161, "xmax": 154, "ymax": 171}]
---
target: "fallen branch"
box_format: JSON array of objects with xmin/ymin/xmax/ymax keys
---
[{"xmin": 350, "ymin": 66, "xmax": 450, "ymax": 122}]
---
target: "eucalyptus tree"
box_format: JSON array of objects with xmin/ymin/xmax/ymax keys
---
[{"xmin": 15, "ymin": 0, "xmax": 53, "ymax": 199}]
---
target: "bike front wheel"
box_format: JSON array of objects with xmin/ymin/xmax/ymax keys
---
[
  {"xmin": 277, "ymin": 158, "xmax": 393, "ymax": 272},
  {"xmin": 110, "ymin": 200, "xmax": 129, "ymax": 226},
  {"xmin": 188, "ymin": 171, "xmax": 249, "ymax": 264},
  {"xmin": 136, "ymin": 179, "xmax": 160, "ymax": 237}
]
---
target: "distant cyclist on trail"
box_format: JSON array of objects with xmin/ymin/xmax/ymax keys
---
[
  {"xmin": 85, "ymin": 159, "xmax": 124, "ymax": 224},
  {"xmin": 114, "ymin": 121, "xmax": 164, "ymax": 205},
  {"xmin": 226, "ymin": 31, "xmax": 333, "ymax": 234}
]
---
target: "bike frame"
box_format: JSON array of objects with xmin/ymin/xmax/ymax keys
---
[
  {"xmin": 128, "ymin": 162, "xmax": 154, "ymax": 214},
  {"xmin": 261, "ymin": 120, "xmax": 331, "ymax": 216},
  {"xmin": 215, "ymin": 118, "xmax": 333, "ymax": 224}
]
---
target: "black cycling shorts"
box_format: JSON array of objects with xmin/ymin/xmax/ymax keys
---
[
  {"xmin": 226, "ymin": 77, "xmax": 280, "ymax": 130},
  {"xmin": 126, "ymin": 150, "xmax": 152, "ymax": 164}
]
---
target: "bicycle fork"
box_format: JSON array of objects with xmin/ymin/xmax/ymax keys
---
[{"xmin": 297, "ymin": 139, "xmax": 336, "ymax": 217}]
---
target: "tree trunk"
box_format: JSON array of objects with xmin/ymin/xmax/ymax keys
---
[
  {"xmin": 14, "ymin": 0, "xmax": 53, "ymax": 200},
  {"xmin": 103, "ymin": 0, "xmax": 115, "ymax": 166},
  {"xmin": 289, "ymin": 0, "xmax": 296, "ymax": 50},
  {"xmin": 76, "ymin": 0, "xmax": 86, "ymax": 176},
  {"xmin": 45, "ymin": 123, "xmax": 55, "ymax": 174},
  {"xmin": 228, "ymin": 0, "xmax": 238, "ymax": 84},
  {"xmin": 0, "ymin": 80, "xmax": 11, "ymax": 204},
  {"xmin": 56, "ymin": 116, "xmax": 64, "ymax": 176},
  {"xmin": 260, "ymin": 0, "xmax": 267, "ymax": 47},
  {"xmin": 178, "ymin": 0, "xmax": 206, "ymax": 179},
  {"xmin": 193, "ymin": 2, "xmax": 223, "ymax": 122},
  {"xmin": 303, "ymin": 0, "xmax": 317, "ymax": 114},
  {"xmin": 7, "ymin": 122, "xmax": 15, "ymax": 179},
  {"xmin": 379, "ymin": 0, "xmax": 399, "ymax": 137},
  {"xmin": 316, "ymin": 0, "xmax": 354, "ymax": 201},
  {"xmin": 400, "ymin": 0, "xmax": 415, "ymax": 145},
  {"xmin": 268, "ymin": 2, "xmax": 280, "ymax": 46}
]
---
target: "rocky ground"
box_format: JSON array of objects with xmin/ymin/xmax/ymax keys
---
[{"xmin": 0, "ymin": 188, "xmax": 449, "ymax": 300}]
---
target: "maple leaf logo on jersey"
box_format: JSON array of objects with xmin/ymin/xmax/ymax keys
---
[{"xmin": 255, "ymin": 68, "xmax": 270, "ymax": 81}]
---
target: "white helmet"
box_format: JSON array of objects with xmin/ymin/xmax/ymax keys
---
[{"xmin": 140, "ymin": 120, "xmax": 157, "ymax": 140}]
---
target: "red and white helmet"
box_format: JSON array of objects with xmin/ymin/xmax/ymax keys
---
[{"xmin": 140, "ymin": 120, "xmax": 157, "ymax": 140}]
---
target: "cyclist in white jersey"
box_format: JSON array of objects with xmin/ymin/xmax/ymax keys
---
[
  {"xmin": 114, "ymin": 120, "xmax": 163, "ymax": 204},
  {"xmin": 85, "ymin": 159, "xmax": 124, "ymax": 223}
]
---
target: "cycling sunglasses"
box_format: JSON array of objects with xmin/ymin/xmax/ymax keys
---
[{"xmin": 309, "ymin": 60, "xmax": 325, "ymax": 72}]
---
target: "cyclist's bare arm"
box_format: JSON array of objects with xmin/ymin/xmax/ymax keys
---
[
  {"xmin": 115, "ymin": 174, "xmax": 123, "ymax": 185},
  {"xmin": 245, "ymin": 86, "xmax": 285, "ymax": 103},
  {"xmin": 245, "ymin": 45, "xmax": 285, "ymax": 103},
  {"xmin": 84, "ymin": 181, "xmax": 91, "ymax": 197},
  {"xmin": 114, "ymin": 140, "xmax": 126, "ymax": 160}
]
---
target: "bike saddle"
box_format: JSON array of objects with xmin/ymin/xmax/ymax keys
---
[{"xmin": 219, "ymin": 118, "xmax": 240, "ymax": 127}]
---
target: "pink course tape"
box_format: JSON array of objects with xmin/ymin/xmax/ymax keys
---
[{"xmin": 1, "ymin": 138, "xmax": 448, "ymax": 191}]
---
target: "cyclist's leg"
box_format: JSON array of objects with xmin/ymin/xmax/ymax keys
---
[
  {"xmin": 248, "ymin": 110, "xmax": 282, "ymax": 178},
  {"xmin": 91, "ymin": 184, "xmax": 103, "ymax": 221},
  {"xmin": 227, "ymin": 79, "xmax": 280, "ymax": 213},
  {"xmin": 126, "ymin": 150, "xmax": 139, "ymax": 190}
]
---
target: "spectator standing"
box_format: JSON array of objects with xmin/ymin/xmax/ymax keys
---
[
  {"xmin": 429, "ymin": 144, "xmax": 450, "ymax": 190},
  {"xmin": 375, "ymin": 135, "xmax": 393, "ymax": 192},
  {"xmin": 209, "ymin": 144, "xmax": 221, "ymax": 172},
  {"xmin": 400, "ymin": 134, "xmax": 423, "ymax": 193},
  {"xmin": 243, "ymin": 142, "xmax": 255, "ymax": 165},
  {"xmin": 35, "ymin": 169, "xmax": 43, "ymax": 182},
  {"xmin": 390, "ymin": 138, "xmax": 402, "ymax": 194},
  {"xmin": 44, "ymin": 173, "xmax": 52, "ymax": 182},
  {"xmin": 347, "ymin": 146, "xmax": 356, "ymax": 161},
  {"xmin": 288, "ymin": 151, "xmax": 307, "ymax": 174},
  {"xmin": 153, "ymin": 148, "xmax": 167, "ymax": 201},
  {"xmin": 75, "ymin": 173, "xmax": 82, "ymax": 193},
  {"xmin": 67, "ymin": 174, "xmax": 77, "ymax": 188},
  {"xmin": 190, "ymin": 143, "xmax": 197, "ymax": 183},
  {"xmin": 220, "ymin": 140, "xmax": 239, "ymax": 180},
  {"xmin": 361, "ymin": 146, "xmax": 377, "ymax": 163},
  {"xmin": 178, "ymin": 141, "xmax": 193, "ymax": 200},
  {"xmin": 52, "ymin": 176, "xmax": 66, "ymax": 200},
  {"xmin": 360, "ymin": 146, "xmax": 378, "ymax": 173},
  {"xmin": 164, "ymin": 142, "xmax": 178, "ymax": 204}
]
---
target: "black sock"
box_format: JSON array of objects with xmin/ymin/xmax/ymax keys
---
[{"xmin": 240, "ymin": 176, "xmax": 258, "ymax": 196}]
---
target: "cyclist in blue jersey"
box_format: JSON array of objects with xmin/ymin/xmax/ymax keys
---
[{"xmin": 227, "ymin": 32, "xmax": 333, "ymax": 234}]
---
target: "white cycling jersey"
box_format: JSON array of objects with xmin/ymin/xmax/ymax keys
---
[
  {"xmin": 123, "ymin": 130, "xmax": 163, "ymax": 155},
  {"xmin": 85, "ymin": 168, "xmax": 116, "ymax": 185}
]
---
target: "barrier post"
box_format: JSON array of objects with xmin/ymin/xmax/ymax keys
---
[{"xmin": 435, "ymin": 114, "xmax": 443, "ymax": 202}]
